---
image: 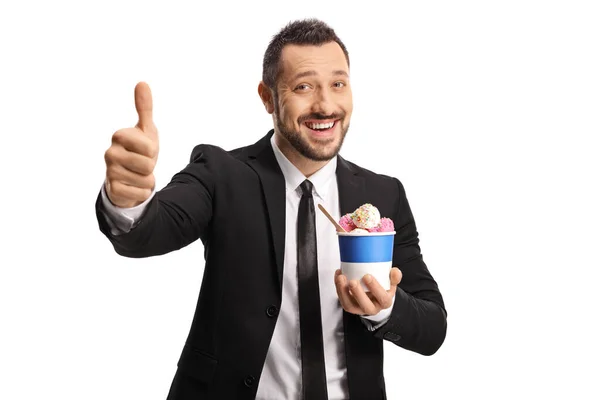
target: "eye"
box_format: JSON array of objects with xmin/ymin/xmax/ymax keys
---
[
  {"xmin": 333, "ymin": 81, "xmax": 346, "ymax": 88},
  {"xmin": 295, "ymin": 83, "xmax": 311, "ymax": 91}
]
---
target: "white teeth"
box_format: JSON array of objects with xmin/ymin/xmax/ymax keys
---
[{"xmin": 307, "ymin": 121, "xmax": 335, "ymax": 130}]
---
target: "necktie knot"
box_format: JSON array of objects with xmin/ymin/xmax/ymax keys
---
[{"xmin": 300, "ymin": 180, "xmax": 314, "ymax": 197}]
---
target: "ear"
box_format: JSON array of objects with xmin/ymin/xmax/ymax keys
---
[{"xmin": 258, "ymin": 81, "xmax": 275, "ymax": 114}]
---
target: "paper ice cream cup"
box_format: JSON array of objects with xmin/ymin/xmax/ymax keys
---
[{"xmin": 338, "ymin": 231, "xmax": 395, "ymax": 291}]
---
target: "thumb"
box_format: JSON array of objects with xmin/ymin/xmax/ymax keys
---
[
  {"xmin": 390, "ymin": 267, "xmax": 402, "ymax": 288},
  {"xmin": 134, "ymin": 81, "xmax": 156, "ymax": 134}
]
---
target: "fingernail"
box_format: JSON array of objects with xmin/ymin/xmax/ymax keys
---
[
  {"xmin": 349, "ymin": 280, "xmax": 357, "ymax": 289},
  {"xmin": 363, "ymin": 274, "xmax": 373, "ymax": 284}
]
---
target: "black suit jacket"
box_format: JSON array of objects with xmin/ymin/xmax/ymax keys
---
[{"xmin": 96, "ymin": 130, "xmax": 447, "ymax": 400}]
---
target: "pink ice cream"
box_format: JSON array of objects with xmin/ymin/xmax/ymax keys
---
[
  {"xmin": 339, "ymin": 213, "xmax": 356, "ymax": 232},
  {"xmin": 368, "ymin": 217, "xmax": 394, "ymax": 232}
]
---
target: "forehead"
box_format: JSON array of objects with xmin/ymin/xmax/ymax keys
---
[{"xmin": 279, "ymin": 42, "xmax": 348, "ymax": 79}]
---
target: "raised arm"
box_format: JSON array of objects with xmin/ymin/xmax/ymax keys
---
[{"xmin": 96, "ymin": 82, "xmax": 213, "ymax": 258}]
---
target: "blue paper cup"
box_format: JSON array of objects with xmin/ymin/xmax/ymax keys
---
[{"xmin": 338, "ymin": 231, "xmax": 395, "ymax": 291}]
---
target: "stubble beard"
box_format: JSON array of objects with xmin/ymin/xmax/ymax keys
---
[{"xmin": 274, "ymin": 105, "xmax": 349, "ymax": 162}]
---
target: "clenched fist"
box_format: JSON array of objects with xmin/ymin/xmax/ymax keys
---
[{"xmin": 104, "ymin": 82, "xmax": 159, "ymax": 208}]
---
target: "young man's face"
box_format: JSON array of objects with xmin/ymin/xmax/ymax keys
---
[{"xmin": 272, "ymin": 41, "xmax": 353, "ymax": 162}]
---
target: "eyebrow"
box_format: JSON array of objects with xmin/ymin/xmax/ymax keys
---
[{"xmin": 293, "ymin": 70, "xmax": 349, "ymax": 80}]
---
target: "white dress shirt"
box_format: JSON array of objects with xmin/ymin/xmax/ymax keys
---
[{"xmin": 99, "ymin": 136, "xmax": 393, "ymax": 399}]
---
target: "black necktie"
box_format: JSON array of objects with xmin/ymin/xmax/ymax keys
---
[{"xmin": 297, "ymin": 180, "xmax": 328, "ymax": 400}]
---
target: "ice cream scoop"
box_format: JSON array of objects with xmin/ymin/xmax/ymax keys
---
[
  {"xmin": 369, "ymin": 217, "xmax": 394, "ymax": 233},
  {"xmin": 348, "ymin": 228, "xmax": 369, "ymax": 234},
  {"xmin": 339, "ymin": 204, "xmax": 395, "ymax": 233},
  {"xmin": 339, "ymin": 213, "xmax": 356, "ymax": 232},
  {"xmin": 350, "ymin": 203, "xmax": 381, "ymax": 230}
]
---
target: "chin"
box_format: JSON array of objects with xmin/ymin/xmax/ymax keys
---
[{"xmin": 304, "ymin": 137, "xmax": 343, "ymax": 161}]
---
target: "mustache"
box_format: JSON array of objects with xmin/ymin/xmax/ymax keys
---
[{"xmin": 298, "ymin": 112, "xmax": 344, "ymax": 123}]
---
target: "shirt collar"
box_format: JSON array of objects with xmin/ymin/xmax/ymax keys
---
[{"xmin": 270, "ymin": 134, "xmax": 337, "ymax": 201}]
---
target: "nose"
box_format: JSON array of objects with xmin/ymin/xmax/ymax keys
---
[{"xmin": 311, "ymin": 87, "xmax": 335, "ymax": 116}]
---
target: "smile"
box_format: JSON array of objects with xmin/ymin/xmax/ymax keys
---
[{"xmin": 304, "ymin": 119, "xmax": 339, "ymax": 133}]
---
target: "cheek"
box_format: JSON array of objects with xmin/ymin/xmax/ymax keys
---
[
  {"xmin": 342, "ymin": 94, "xmax": 353, "ymax": 114},
  {"xmin": 342, "ymin": 103, "xmax": 353, "ymax": 121},
  {"xmin": 281, "ymin": 102, "xmax": 307, "ymax": 126}
]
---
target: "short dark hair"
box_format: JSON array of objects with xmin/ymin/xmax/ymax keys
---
[{"xmin": 262, "ymin": 18, "xmax": 350, "ymax": 91}]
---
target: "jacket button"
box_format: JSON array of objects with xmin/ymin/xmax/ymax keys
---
[
  {"xmin": 383, "ymin": 332, "xmax": 402, "ymax": 342},
  {"xmin": 244, "ymin": 375, "xmax": 256, "ymax": 387},
  {"xmin": 266, "ymin": 305, "xmax": 279, "ymax": 317}
]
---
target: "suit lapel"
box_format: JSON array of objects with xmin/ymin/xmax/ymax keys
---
[
  {"xmin": 245, "ymin": 131, "xmax": 287, "ymax": 290},
  {"xmin": 336, "ymin": 155, "xmax": 367, "ymax": 216}
]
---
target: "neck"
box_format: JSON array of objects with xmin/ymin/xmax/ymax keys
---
[{"xmin": 274, "ymin": 132, "xmax": 329, "ymax": 178}]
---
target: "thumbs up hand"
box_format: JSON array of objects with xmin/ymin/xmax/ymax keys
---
[{"xmin": 104, "ymin": 82, "xmax": 159, "ymax": 208}]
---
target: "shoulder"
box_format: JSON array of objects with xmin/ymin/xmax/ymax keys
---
[
  {"xmin": 339, "ymin": 156, "xmax": 403, "ymax": 189},
  {"xmin": 187, "ymin": 132, "xmax": 270, "ymax": 164},
  {"xmin": 338, "ymin": 155, "xmax": 411, "ymax": 218},
  {"xmin": 187, "ymin": 142, "xmax": 253, "ymax": 164}
]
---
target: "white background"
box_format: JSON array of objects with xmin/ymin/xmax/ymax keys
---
[{"xmin": 1, "ymin": 0, "xmax": 599, "ymax": 399}]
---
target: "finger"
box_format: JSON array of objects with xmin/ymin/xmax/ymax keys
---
[
  {"xmin": 105, "ymin": 145, "xmax": 156, "ymax": 175},
  {"xmin": 335, "ymin": 273, "xmax": 359, "ymax": 312},
  {"xmin": 390, "ymin": 268, "xmax": 403, "ymax": 288},
  {"xmin": 112, "ymin": 128, "xmax": 158, "ymax": 159},
  {"xmin": 107, "ymin": 162, "xmax": 155, "ymax": 189},
  {"xmin": 108, "ymin": 180, "xmax": 152, "ymax": 204},
  {"xmin": 134, "ymin": 82, "xmax": 156, "ymax": 134},
  {"xmin": 362, "ymin": 274, "xmax": 392, "ymax": 309},
  {"xmin": 348, "ymin": 280, "xmax": 378, "ymax": 315}
]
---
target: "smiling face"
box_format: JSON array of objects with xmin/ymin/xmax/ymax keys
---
[{"xmin": 259, "ymin": 41, "xmax": 353, "ymax": 167}]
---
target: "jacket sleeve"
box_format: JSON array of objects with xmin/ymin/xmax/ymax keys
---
[
  {"xmin": 372, "ymin": 178, "xmax": 448, "ymax": 356},
  {"xmin": 95, "ymin": 145, "xmax": 216, "ymax": 258}
]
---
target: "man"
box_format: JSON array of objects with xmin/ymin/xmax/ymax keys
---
[{"xmin": 96, "ymin": 18, "xmax": 447, "ymax": 400}]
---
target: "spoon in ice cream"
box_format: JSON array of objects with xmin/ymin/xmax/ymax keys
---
[{"xmin": 317, "ymin": 204, "xmax": 348, "ymax": 233}]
